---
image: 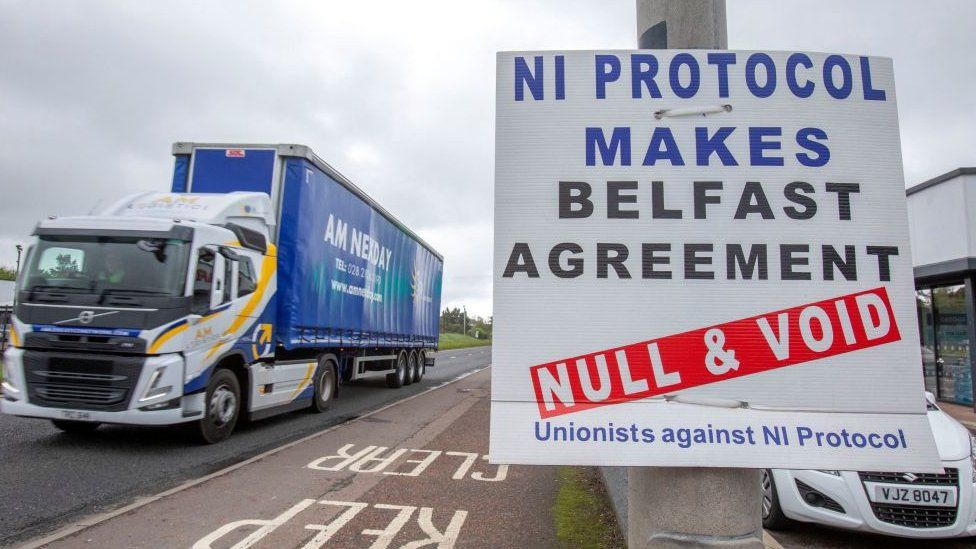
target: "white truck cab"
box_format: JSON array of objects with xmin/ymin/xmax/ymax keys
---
[{"xmin": 2, "ymin": 192, "xmax": 276, "ymax": 441}]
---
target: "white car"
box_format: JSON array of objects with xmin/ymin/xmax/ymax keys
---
[{"xmin": 763, "ymin": 393, "xmax": 976, "ymax": 539}]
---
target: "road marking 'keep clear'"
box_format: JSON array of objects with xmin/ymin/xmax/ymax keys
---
[{"xmin": 193, "ymin": 444, "xmax": 505, "ymax": 548}]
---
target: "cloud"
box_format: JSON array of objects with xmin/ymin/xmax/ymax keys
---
[{"xmin": 1, "ymin": 0, "xmax": 973, "ymax": 318}]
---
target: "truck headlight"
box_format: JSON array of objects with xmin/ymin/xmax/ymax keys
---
[
  {"xmin": 1, "ymin": 358, "xmax": 20, "ymax": 399},
  {"xmin": 139, "ymin": 367, "xmax": 173, "ymax": 402}
]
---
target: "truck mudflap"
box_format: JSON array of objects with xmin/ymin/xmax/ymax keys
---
[{"xmin": 424, "ymin": 354, "xmax": 436, "ymax": 368}]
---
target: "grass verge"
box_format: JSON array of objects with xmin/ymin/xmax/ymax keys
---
[
  {"xmin": 438, "ymin": 332, "xmax": 491, "ymax": 351},
  {"xmin": 552, "ymin": 466, "xmax": 626, "ymax": 549}
]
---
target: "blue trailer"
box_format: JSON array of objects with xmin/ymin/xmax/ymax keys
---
[{"xmin": 1, "ymin": 143, "xmax": 443, "ymax": 442}]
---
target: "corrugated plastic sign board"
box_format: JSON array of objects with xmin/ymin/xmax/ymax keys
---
[{"xmin": 490, "ymin": 50, "xmax": 942, "ymax": 471}]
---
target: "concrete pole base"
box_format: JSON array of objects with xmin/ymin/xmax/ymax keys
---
[{"xmin": 628, "ymin": 467, "xmax": 764, "ymax": 549}]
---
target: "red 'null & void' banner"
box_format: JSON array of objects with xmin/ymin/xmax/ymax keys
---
[{"xmin": 530, "ymin": 288, "xmax": 900, "ymax": 419}]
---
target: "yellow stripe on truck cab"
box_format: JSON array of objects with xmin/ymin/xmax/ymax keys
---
[{"xmin": 149, "ymin": 323, "xmax": 189, "ymax": 354}]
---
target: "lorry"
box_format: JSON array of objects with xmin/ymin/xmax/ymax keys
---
[{"xmin": 1, "ymin": 143, "xmax": 443, "ymax": 442}]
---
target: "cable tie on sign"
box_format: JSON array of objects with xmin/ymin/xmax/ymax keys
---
[
  {"xmin": 654, "ymin": 104, "xmax": 733, "ymax": 120},
  {"xmin": 665, "ymin": 394, "xmax": 749, "ymax": 409}
]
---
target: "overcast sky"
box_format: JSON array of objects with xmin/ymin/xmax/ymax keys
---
[{"xmin": 1, "ymin": 0, "xmax": 972, "ymax": 318}]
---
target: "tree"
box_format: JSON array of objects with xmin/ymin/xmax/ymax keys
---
[
  {"xmin": 439, "ymin": 308, "xmax": 492, "ymax": 339},
  {"xmin": 470, "ymin": 315, "xmax": 493, "ymax": 340},
  {"xmin": 0, "ymin": 266, "xmax": 15, "ymax": 281},
  {"xmin": 45, "ymin": 253, "xmax": 79, "ymax": 278},
  {"xmin": 440, "ymin": 307, "xmax": 465, "ymax": 334}
]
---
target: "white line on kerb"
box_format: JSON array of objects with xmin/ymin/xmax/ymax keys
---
[{"xmin": 17, "ymin": 365, "xmax": 492, "ymax": 549}]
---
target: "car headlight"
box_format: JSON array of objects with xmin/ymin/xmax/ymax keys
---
[{"xmin": 970, "ymin": 433, "xmax": 976, "ymax": 483}]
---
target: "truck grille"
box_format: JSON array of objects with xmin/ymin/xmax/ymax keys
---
[
  {"xmin": 23, "ymin": 351, "xmax": 145, "ymax": 411},
  {"xmin": 859, "ymin": 469, "xmax": 958, "ymax": 529},
  {"xmin": 34, "ymin": 384, "xmax": 128, "ymax": 406}
]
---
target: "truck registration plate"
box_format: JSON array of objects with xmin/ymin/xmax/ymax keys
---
[{"xmin": 60, "ymin": 410, "xmax": 93, "ymax": 421}]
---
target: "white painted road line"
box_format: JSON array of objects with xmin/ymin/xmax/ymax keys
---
[{"xmin": 192, "ymin": 499, "xmax": 468, "ymax": 549}]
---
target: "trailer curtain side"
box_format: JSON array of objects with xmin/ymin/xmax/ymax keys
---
[{"xmin": 275, "ymin": 158, "xmax": 443, "ymax": 350}]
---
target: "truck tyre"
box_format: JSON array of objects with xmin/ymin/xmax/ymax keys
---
[
  {"xmin": 386, "ymin": 352, "xmax": 408, "ymax": 388},
  {"xmin": 403, "ymin": 350, "xmax": 415, "ymax": 386},
  {"xmin": 195, "ymin": 369, "xmax": 240, "ymax": 444},
  {"xmin": 51, "ymin": 420, "xmax": 101, "ymax": 435},
  {"xmin": 311, "ymin": 357, "xmax": 337, "ymax": 413},
  {"xmin": 414, "ymin": 350, "xmax": 426, "ymax": 383}
]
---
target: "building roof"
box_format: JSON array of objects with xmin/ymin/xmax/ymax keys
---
[{"xmin": 906, "ymin": 167, "xmax": 976, "ymax": 196}]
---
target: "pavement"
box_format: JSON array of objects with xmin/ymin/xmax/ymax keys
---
[
  {"xmin": 0, "ymin": 347, "xmax": 492, "ymax": 547},
  {"xmin": 24, "ymin": 366, "xmax": 572, "ymax": 549}
]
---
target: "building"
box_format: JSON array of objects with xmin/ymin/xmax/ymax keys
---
[{"xmin": 908, "ymin": 168, "xmax": 976, "ymax": 407}]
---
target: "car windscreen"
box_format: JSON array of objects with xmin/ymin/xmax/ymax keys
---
[{"xmin": 20, "ymin": 235, "xmax": 191, "ymax": 298}]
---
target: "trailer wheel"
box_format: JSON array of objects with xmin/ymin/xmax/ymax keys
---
[
  {"xmin": 311, "ymin": 356, "xmax": 337, "ymax": 413},
  {"xmin": 195, "ymin": 369, "xmax": 240, "ymax": 444},
  {"xmin": 403, "ymin": 350, "xmax": 415, "ymax": 386},
  {"xmin": 51, "ymin": 420, "xmax": 101, "ymax": 435},
  {"xmin": 414, "ymin": 350, "xmax": 426, "ymax": 383},
  {"xmin": 386, "ymin": 352, "xmax": 408, "ymax": 388}
]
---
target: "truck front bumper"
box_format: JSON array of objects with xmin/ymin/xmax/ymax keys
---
[
  {"xmin": 0, "ymin": 397, "xmax": 201, "ymax": 425},
  {"xmin": 1, "ymin": 347, "xmax": 203, "ymax": 426}
]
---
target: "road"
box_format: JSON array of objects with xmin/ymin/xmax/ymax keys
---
[{"xmin": 0, "ymin": 346, "xmax": 492, "ymax": 547}]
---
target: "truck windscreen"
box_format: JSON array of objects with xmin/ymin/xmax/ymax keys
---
[{"xmin": 21, "ymin": 236, "xmax": 191, "ymax": 298}]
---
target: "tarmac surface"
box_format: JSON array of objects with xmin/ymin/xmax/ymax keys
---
[
  {"xmin": 29, "ymin": 366, "xmax": 565, "ymax": 548},
  {"xmin": 0, "ymin": 346, "xmax": 492, "ymax": 547}
]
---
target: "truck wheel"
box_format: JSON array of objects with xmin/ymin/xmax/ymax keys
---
[
  {"xmin": 403, "ymin": 350, "xmax": 415, "ymax": 386},
  {"xmin": 311, "ymin": 357, "xmax": 337, "ymax": 413},
  {"xmin": 51, "ymin": 420, "xmax": 101, "ymax": 434},
  {"xmin": 386, "ymin": 352, "xmax": 408, "ymax": 388},
  {"xmin": 414, "ymin": 350, "xmax": 426, "ymax": 383},
  {"xmin": 195, "ymin": 369, "xmax": 240, "ymax": 444}
]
